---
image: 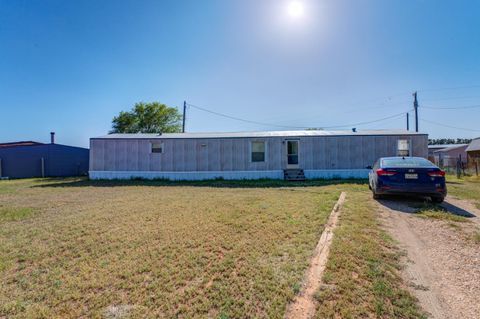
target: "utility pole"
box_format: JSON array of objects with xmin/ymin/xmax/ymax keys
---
[
  {"xmin": 182, "ymin": 101, "xmax": 186, "ymax": 133},
  {"xmin": 406, "ymin": 112, "xmax": 409, "ymax": 131},
  {"xmin": 413, "ymin": 91, "xmax": 419, "ymax": 132}
]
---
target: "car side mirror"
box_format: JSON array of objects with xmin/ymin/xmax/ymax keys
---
[{"xmin": 366, "ymin": 165, "xmax": 373, "ymax": 169}]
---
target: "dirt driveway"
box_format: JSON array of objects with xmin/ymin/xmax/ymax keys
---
[{"xmin": 376, "ymin": 195, "xmax": 480, "ymax": 319}]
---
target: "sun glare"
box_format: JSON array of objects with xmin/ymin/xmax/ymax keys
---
[{"xmin": 287, "ymin": 1, "xmax": 305, "ymax": 18}]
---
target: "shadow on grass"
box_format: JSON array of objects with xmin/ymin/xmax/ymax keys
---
[
  {"xmin": 32, "ymin": 177, "xmax": 368, "ymax": 189},
  {"xmin": 440, "ymin": 201, "xmax": 477, "ymax": 218},
  {"xmin": 377, "ymin": 195, "xmax": 476, "ymax": 218},
  {"xmin": 446, "ymin": 181, "xmax": 464, "ymax": 185}
]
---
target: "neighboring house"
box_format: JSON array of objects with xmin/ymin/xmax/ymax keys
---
[
  {"xmin": 432, "ymin": 144, "xmax": 468, "ymax": 167},
  {"xmin": 466, "ymin": 138, "xmax": 480, "ymax": 168},
  {"xmin": 0, "ymin": 141, "xmax": 44, "ymax": 148},
  {"xmin": 0, "ymin": 133, "xmax": 89, "ymax": 179},
  {"xmin": 89, "ymin": 129, "xmax": 428, "ymax": 180},
  {"xmin": 427, "ymin": 144, "xmax": 464, "ymax": 162}
]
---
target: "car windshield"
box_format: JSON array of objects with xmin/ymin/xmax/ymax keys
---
[{"xmin": 381, "ymin": 157, "xmax": 435, "ymax": 168}]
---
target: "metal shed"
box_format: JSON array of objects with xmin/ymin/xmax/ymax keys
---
[
  {"xmin": 89, "ymin": 129, "xmax": 428, "ymax": 180},
  {"xmin": 0, "ymin": 134, "xmax": 89, "ymax": 179}
]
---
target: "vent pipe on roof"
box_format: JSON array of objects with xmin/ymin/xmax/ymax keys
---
[
  {"xmin": 352, "ymin": 128, "xmax": 357, "ymax": 133},
  {"xmin": 50, "ymin": 132, "xmax": 55, "ymax": 144}
]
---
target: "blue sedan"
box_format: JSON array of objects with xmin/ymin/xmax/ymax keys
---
[{"xmin": 368, "ymin": 157, "xmax": 447, "ymax": 203}]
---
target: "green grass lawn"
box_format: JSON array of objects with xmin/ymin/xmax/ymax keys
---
[
  {"xmin": 314, "ymin": 190, "xmax": 426, "ymax": 319},
  {"xmin": 0, "ymin": 178, "xmax": 341, "ymax": 318},
  {"xmin": 0, "ymin": 178, "xmax": 425, "ymax": 318},
  {"xmin": 446, "ymin": 175, "xmax": 480, "ymax": 209}
]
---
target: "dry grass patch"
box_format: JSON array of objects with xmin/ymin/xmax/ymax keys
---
[
  {"xmin": 472, "ymin": 231, "xmax": 480, "ymax": 243},
  {"xmin": 314, "ymin": 190, "xmax": 426, "ymax": 319},
  {"xmin": 0, "ymin": 178, "xmax": 341, "ymax": 318}
]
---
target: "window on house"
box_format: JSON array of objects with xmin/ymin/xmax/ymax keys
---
[
  {"xmin": 251, "ymin": 141, "xmax": 265, "ymax": 162},
  {"xmin": 151, "ymin": 142, "xmax": 163, "ymax": 153},
  {"xmin": 397, "ymin": 139, "xmax": 410, "ymax": 156}
]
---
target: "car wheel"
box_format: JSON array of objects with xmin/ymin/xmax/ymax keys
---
[
  {"xmin": 431, "ymin": 196, "xmax": 444, "ymax": 204},
  {"xmin": 372, "ymin": 189, "xmax": 382, "ymax": 200}
]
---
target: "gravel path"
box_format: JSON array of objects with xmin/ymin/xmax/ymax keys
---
[{"xmin": 377, "ymin": 197, "xmax": 480, "ymax": 319}]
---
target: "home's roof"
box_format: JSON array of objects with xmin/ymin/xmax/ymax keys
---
[
  {"xmin": 432, "ymin": 144, "xmax": 468, "ymax": 153},
  {"xmin": 0, "ymin": 141, "xmax": 44, "ymax": 148},
  {"xmin": 94, "ymin": 129, "xmax": 426, "ymax": 140},
  {"xmin": 466, "ymin": 138, "xmax": 480, "ymax": 152}
]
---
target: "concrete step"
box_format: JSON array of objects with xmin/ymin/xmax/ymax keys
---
[{"xmin": 283, "ymin": 169, "xmax": 306, "ymax": 181}]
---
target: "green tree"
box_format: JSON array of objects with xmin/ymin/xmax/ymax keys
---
[
  {"xmin": 111, "ymin": 102, "xmax": 182, "ymax": 134},
  {"xmin": 428, "ymin": 138, "xmax": 472, "ymax": 145}
]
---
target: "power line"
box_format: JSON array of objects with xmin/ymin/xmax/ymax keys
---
[
  {"xmin": 346, "ymin": 101, "xmax": 411, "ymax": 113},
  {"xmin": 421, "ymin": 104, "xmax": 480, "ymax": 110},
  {"xmin": 320, "ymin": 112, "xmax": 409, "ymax": 129},
  {"xmin": 187, "ymin": 102, "xmax": 411, "ymax": 130},
  {"xmin": 418, "ymin": 84, "xmax": 480, "ymax": 93},
  {"xmin": 186, "ymin": 86, "xmax": 480, "ymax": 125},
  {"xmin": 269, "ymin": 100, "xmax": 410, "ymax": 123},
  {"xmin": 420, "ymin": 118, "xmax": 480, "ymax": 132},
  {"xmin": 369, "ymin": 113, "xmax": 409, "ymax": 130},
  {"xmin": 187, "ymin": 103, "xmax": 306, "ymax": 129},
  {"xmin": 421, "ymin": 95, "xmax": 480, "ymax": 103}
]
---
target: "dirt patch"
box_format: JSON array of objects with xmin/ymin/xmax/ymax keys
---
[
  {"xmin": 285, "ymin": 192, "xmax": 347, "ymax": 319},
  {"xmin": 104, "ymin": 305, "xmax": 135, "ymax": 319},
  {"xmin": 377, "ymin": 198, "xmax": 480, "ymax": 319}
]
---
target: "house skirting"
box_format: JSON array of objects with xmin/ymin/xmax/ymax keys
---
[
  {"xmin": 304, "ymin": 169, "xmax": 369, "ymax": 179},
  {"xmin": 89, "ymin": 170, "xmax": 284, "ymax": 180},
  {"xmin": 89, "ymin": 169, "xmax": 369, "ymax": 181}
]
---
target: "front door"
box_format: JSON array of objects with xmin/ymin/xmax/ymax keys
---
[{"xmin": 286, "ymin": 140, "xmax": 299, "ymax": 168}]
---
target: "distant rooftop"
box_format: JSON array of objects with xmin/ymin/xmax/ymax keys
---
[
  {"xmin": 466, "ymin": 138, "xmax": 480, "ymax": 152},
  {"xmin": 428, "ymin": 144, "xmax": 467, "ymax": 149},
  {"xmin": 94, "ymin": 129, "xmax": 426, "ymax": 140},
  {"xmin": 432, "ymin": 144, "xmax": 468, "ymax": 153},
  {"xmin": 0, "ymin": 141, "xmax": 43, "ymax": 148}
]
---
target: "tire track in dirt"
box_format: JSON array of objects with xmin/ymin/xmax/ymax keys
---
[
  {"xmin": 377, "ymin": 198, "xmax": 480, "ymax": 319},
  {"xmin": 284, "ymin": 192, "xmax": 347, "ymax": 319},
  {"xmin": 378, "ymin": 203, "xmax": 449, "ymax": 318}
]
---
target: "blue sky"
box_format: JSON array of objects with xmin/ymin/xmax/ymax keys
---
[{"xmin": 1, "ymin": 0, "xmax": 479, "ymax": 147}]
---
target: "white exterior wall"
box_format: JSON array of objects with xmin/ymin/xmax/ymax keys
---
[{"xmin": 89, "ymin": 134, "xmax": 428, "ymax": 180}]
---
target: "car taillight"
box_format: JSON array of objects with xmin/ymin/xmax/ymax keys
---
[
  {"xmin": 428, "ymin": 170, "xmax": 445, "ymax": 177},
  {"xmin": 376, "ymin": 169, "xmax": 397, "ymax": 176}
]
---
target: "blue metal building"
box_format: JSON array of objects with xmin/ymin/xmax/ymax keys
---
[{"xmin": 0, "ymin": 133, "xmax": 89, "ymax": 179}]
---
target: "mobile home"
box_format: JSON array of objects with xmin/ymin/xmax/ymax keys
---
[{"xmin": 89, "ymin": 130, "xmax": 428, "ymax": 180}]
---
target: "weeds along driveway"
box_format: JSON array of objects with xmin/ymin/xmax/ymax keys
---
[
  {"xmin": 314, "ymin": 190, "xmax": 425, "ymax": 319},
  {"xmin": 0, "ymin": 178, "xmax": 345, "ymax": 318}
]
